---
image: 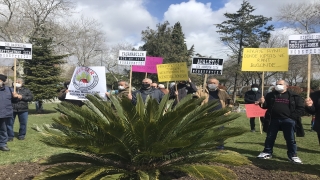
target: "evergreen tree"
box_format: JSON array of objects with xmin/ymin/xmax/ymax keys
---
[
  {"xmin": 137, "ymin": 21, "xmax": 194, "ymax": 85},
  {"xmin": 216, "ymin": 0, "xmax": 274, "ymax": 101},
  {"xmin": 23, "ymin": 37, "xmax": 68, "ymax": 112}
]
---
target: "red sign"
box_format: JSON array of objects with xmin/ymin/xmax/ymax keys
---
[{"xmin": 244, "ymin": 104, "xmax": 266, "ymax": 118}]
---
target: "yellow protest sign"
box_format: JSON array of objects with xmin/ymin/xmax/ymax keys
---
[
  {"xmin": 157, "ymin": 62, "xmax": 188, "ymax": 82},
  {"xmin": 242, "ymin": 48, "xmax": 289, "ymax": 71}
]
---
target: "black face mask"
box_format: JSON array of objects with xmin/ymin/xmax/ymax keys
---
[{"xmin": 141, "ymin": 83, "xmax": 150, "ymax": 89}]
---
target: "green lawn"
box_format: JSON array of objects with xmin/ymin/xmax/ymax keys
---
[
  {"xmin": 2, "ymin": 103, "xmax": 320, "ymax": 177},
  {"xmin": 0, "ymin": 103, "xmax": 72, "ymax": 165}
]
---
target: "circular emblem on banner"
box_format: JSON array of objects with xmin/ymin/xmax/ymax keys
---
[{"xmin": 72, "ymin": 67, "xmax": 99, "ymax": 93}]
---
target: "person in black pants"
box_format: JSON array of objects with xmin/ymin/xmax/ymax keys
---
[
  {"xmin": 305, "ymin": 91, "xmax": 320, "ymax": 145},
  {"xmin": 244, "ymin": 84, "xmax": 264, "ymax": 132}
]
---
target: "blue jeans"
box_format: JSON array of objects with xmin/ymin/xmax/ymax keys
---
[
  {"xmin": 0, "ymin": 118, "xmax": 9, "ymax": 147},
  {"xmin": 6, "ymin": 111, "xmax": 29, "ymax": 139},
  {"xmin": 263, "ymin": 118, "xmax": 297, "ymax": 158}
]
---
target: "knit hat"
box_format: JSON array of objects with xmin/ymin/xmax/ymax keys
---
[
  {"xmin": 251, "ymin": 84, "xmax": 259, "ymax": 88},
  {"xmin": 0, "ymin": 74, "xmax": 7, "ymax": 82}
]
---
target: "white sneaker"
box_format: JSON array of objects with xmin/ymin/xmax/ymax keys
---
[
  {"xmin": 288, "ymin": 156, "xmax": 303, "ymax": 164},
  {"xmin": 257, "ymin": 152, "xmax": 272, "ymax": 159}
]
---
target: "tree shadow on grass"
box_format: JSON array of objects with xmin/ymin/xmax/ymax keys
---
[
  {"xmin": 233, "ymin": 142, "xmax": 320, "ymax": 154},
  {"xmin": 226, "ymin": 146, "xmax": 320, "ymax": 177},
  {"xmin": 28, "ymin": 109, "xmax": 58, "ymax": 115}
]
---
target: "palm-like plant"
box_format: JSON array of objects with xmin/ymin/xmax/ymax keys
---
[{"xmin": 34, "ymin": 94, "xmax": 249, "ymax": 180}]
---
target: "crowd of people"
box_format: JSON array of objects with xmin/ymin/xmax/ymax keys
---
[{"xmin": 1, "ymin": 73, "xmax": 320, "ymax": 166}]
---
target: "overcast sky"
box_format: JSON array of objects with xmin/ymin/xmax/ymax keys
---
[{"xmin": 73, "ymin": 0, "xmax": 314, "ymax": 59}]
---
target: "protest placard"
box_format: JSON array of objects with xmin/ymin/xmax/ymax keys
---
[
  {"xmin": 66, "ymin": 66, "xmax": 107, "ymax": 100},
  {"xmin": 157, "ymin": 62, "xmax": 188, "ymax": 82},
  {"xmin": 244, "ymin": 104, "xmax": 266, "ymax": 118},
  {"xmin": 288, "ymin": 33, "xmax": 320, "ymax": 55},
  {"xmin": 0, "ymin": 41, "xmax": 32, "ymax": 59},
  {"xmin": 242, "ymin": 48, "xmax": 289, "ymax": 71},
  {"xmin": 132, "ymin": 56, "xmax": 163, "ymax": 73},
  {"xmin": 191, "ymin": 57, "xmax": 224, "ymax": 74},
  {"xmin": 118, "ymin": 50, "xmax": 146, "ymax": 65}
]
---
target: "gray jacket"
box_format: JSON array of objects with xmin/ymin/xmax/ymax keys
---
[{"xmin": 132, "ymin": 88, "xmax": 164, "ymax": 105}]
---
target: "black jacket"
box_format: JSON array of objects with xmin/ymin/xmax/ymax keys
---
[
  {"xmin": 262, "ymin": 90, "xmax": 305, "ymax": 136},
  {"xmin": 12, "ymin": 86, "xmax": 33, "ymax": 112},
  {"xmin": 244, "ymin": 90, "xmax": 262, "ymax": 104},
  {"xmin": 305, "ymin": 90, "xmax": 320, "ymax": 133},
  {"xmin": 132, "ymin": 87, "xmax": 164, "ymax": 105},
  {"xmin": 169, "ymin": 82, "xmax": 197, "ymax": 102},
  {"xmin": 58, "ymin": 88, "xmax": 84, "ymax": 107}
]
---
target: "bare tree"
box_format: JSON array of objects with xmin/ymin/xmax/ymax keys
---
[{"xmin": 56, "ymin": 16, "xmax": 107, "ymax": 66}]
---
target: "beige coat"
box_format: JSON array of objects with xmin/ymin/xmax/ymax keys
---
[{"xmin": 195, "ymin": 88, "xmax": 232, "ymax": 108}]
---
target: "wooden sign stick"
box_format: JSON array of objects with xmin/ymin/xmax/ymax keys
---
[
  {"xmin": 145, "ymin": 72, "xmax": 148, "ymax": 78},
  {"xmin": 203, "ymin": 74, "xmax": 208, "ymax": 92},
  {"xmin": 259, "ymin": 71, "xmax": 265, "ymax": 134},
  {"xmin": 129, "ymin": 65, "xmax": 133, "ymax": 95},
  {"xmin": 307, "ymin": 54, "xmax": 311, "ymax": 99},
  {"xmin": 13, "ymin": 58, "xmax": 17, "ymax": 93}
]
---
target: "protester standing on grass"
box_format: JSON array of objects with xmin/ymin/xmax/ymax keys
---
[
  {"xmin": 257, "ymin": 80, "xmax": 304, "ymax": 164},
  {"xmin": 305, "ymin": 91, "xmax": 320, "ymax": 145},
  {"xmin": 195, "ymin": 77, "xmax": 232, "ymax": 150},
  {"xmin": 6, "ymin": 78, "xmax": 33, "ymax": 141},
  {"xmin": 0, "ymin": 74, "xmax": 19, "ymax": 151},
  {"xmin": 244, "ymin": 84, "xmax": 264, "ymax": 132}
]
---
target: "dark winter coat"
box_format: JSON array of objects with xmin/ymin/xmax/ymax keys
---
[
  {"xmin": 12, "ymin": 86, "xmax": 33, "ymax": 112},
  {"xmin": 58, "ymin": 89, "xmax": 84, "ymax": 107},
  {"xmin": 0, "ymin": 86, "xmax": 15, "ymax": 118},
  {"xmin": 132, "ymin": 87, "xmax": 164, "ymax": 105},
  {"xmin": 305, "ymin": 90, "xmax": 320, "ymax": 133},
  {"xmin": 262, "ymin": 90, "xmax": 305, "ymax": 137},
  {"xmin": 169, "ymin": 82, "xmax": 198, "ymax": 101},
  {"xmin": 244, "ymin": 90, "xmax": 262, "ymax": 104}
]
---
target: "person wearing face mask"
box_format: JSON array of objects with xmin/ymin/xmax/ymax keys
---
[
  {"xmin": 257, "ymin": 80, "xmax": 304, "ymax": 164},
  {"xmin": 195, "ymin": 77, "xmax": 232, "ymax": 150},
  {"xmin": 169, "ymin": 78, "xmax": 197, "ymax": 106},
  {"xmin": 6, "ymin": 78, "xmax": 33, "ymax": 141},
  {"xmin": 195, "ymin": 77, "xmax": 232, "ymax": 109},
  {"xmin": 244, "ymin": 84, "xmax": 264, "ymax": 132},
  {"xmin": 0, "ymin": 74, "xmax": 19, "ymax": 151},
  {"xmin": 128, "ymin": 78, "xmax": 164, "ymax": 105},
  {"xmin": 115, "ymin": 80, "xmax": 130, "ymax": 99},
  {"xmin": 58, "ymin": 80, "xmax": 84, "ymax": 107}
]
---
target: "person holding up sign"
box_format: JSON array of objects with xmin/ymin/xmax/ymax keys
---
[
  {"xmin": 305, "ymin": 91, "xmax": 320, "ymax": 145},
  {"xmin": 257, "ymin": 80, "xmax": 304, "ymax": 164},
  {"xmin": 0, "ymin": 74, "xmax": 19, "ymax": 151},
  {"xmin": 129, "ymin": 78, "xmax": 164, "ymax": 105},
  {"xmin": 6, "ymin": 78, "xmax": 33, "ymax": 141},
  {"xmin": 169, "ymin": 78, "xmax": 197, "ymax": 106},
  {"xmin": 244, "ymin": 84, "xmax": 264, "ymax": 132}
]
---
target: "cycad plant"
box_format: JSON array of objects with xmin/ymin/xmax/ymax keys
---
[{"xmin": 34, "ymin": 94, "xmax": 249, "ymax": 180}]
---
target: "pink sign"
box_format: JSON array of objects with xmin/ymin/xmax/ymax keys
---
[
  {"xmin": 132, "ymin": 56, "xmax": 163, "ymax": 74},
  {"xmin": 244, "ymin": 104, "xmax": 267, "ymax": 118}
]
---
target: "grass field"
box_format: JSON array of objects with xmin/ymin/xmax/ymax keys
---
[{"xmin": 1, "ymin": 103, "xmax": 320, "ymax": 177}]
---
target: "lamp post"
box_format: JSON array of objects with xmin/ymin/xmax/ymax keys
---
[{"xmin": 94, "ymin": 49, "xmax": 103, "ymax": 66}]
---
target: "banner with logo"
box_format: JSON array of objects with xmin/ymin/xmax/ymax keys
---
[
  {"xmin": 157, "ymin": 62, "xmax": 188, "ymax": 82},
  {"xmin": 66, "ymin": 66, "xmax": 107, "ymax": 100},
  {"xmin": 132, "ymin": 56, "xmax": 163, "ymax": 73}
]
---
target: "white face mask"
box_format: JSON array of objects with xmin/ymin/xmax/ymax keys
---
[
  {"xmin": 66, "ymin": 85, "xmax": 69, "ymax": 88},
  {"xmin": 275, "ymin": 85, "xmax": 285, "ymax": 92},
  {"xmin": 16, "ymin": 83, "xmax": 22, "ymax": 88},
  {"xmin": 207, "ymin": 84, "xmax": 217, "ymax": 90},
  {"xmin": 118, "ymin": 85, "xmax": 125, "ymax": 90},
  {"xmin": 252, "ymin": 88, "xmax": 258, "ymax": 92}
]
